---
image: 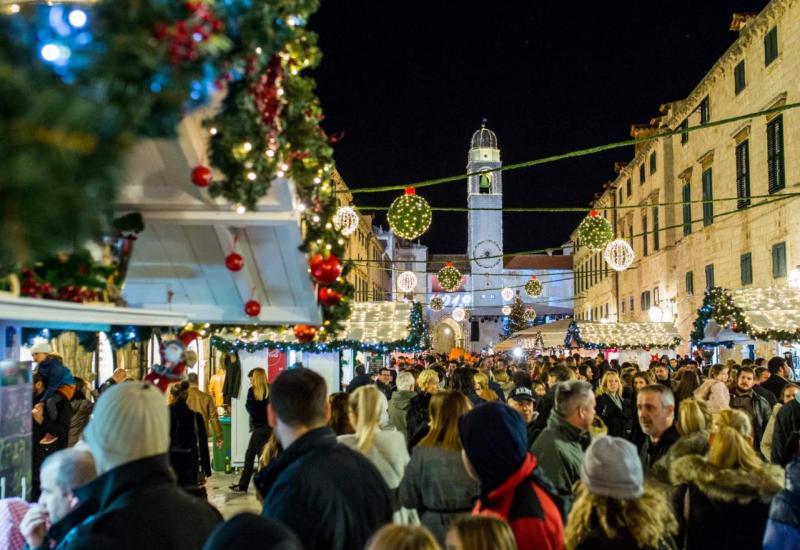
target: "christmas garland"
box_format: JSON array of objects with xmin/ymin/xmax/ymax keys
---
[
  {"xmin": 691, "ymin": 287, "xmax": 800, "ymax": 344},
  {"xmin": 22, "ymin": 325, "xmax": 161, "ymax": 352},
  {"xmin": 565, "ymin": 321, "xmax": 682, "ymax": 350},
  {"xmin": 210, "ymin": 302, "xmax": 429, "ymax": 353}
]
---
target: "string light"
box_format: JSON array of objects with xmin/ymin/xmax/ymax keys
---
[
  {"xmin": 333, "ymin": 206, "xmax": 359, "ymax": 236},
  {"xmin": 604, "ymin": 239, "xmax": 635, "ymax": 271},
  {"xmin": 387, "ymin": 187, "xmax": 432, "ymax": 240},
  {"xmin": 397, "ymin": 271, "xmax": 417, "ymax": 293}
]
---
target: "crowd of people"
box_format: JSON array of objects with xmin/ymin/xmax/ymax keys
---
[{"xmin": 6, "ymin": 346, "xmax": 800, "ymax": 549}]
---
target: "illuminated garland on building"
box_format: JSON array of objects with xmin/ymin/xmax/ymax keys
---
[
  {"xmin": 577, "ymin": 210, "xmax": 614, "ymax": 250},
  {"xmin": 387, "ymin": 187, "xmax": 432, "ymax": 240},
  {"xmin": 565, "ymin": 321, "xmax": 682, "ymax": 350}
]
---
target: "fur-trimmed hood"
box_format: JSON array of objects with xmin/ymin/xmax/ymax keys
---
[{"xmin": 670, "ymin": 454, "xmax": 784, "ymax": 504}]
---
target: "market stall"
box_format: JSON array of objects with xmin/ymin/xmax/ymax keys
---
[
  {"xmin": 495, "ymin": 319, "xmax": 574, "ymax": 356},
  {"xmin": 565, "ymin": 320, "xmax": 681, "ymax": 366},
  {"xmin": 692, "ymin": 287, "xmax": 800, "ymax": 366}
]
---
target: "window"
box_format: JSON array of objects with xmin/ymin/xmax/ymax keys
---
[
  {"xmin": 640, "ymin": 291, "xmax": 651, "ymax": 312},
  {"xmin": 702, "ymin": 168, "xmax": 714, "ymax": 226},
  {"xmin": 736, "ymin": 140, "xmax": 751, "ymax": 209},
  {"xmin": 618, "ymin": 187, "xmax": 623, "ymax": 204},
  {"xmin": 686, "ymin": 271, "xmax": 694, "ymax": 296},
  {"xmin": 699, "ymin": 96, "xmax": 710, "ymax": 124},
  {"xmin": 767, "ymin": 116, "xmax": 785, "ymax": 193},
  {"xmin": 629, "ymin": 296, "xmax": 634, "ymax": 312},
  {"xmin": 680, "ymin": 119, "xmax": 689, "ymax": 144},
  {"xmin": 621, "ymin": 299, "xmax": 626, "ymax": 314},
  {"xmin": 639, "ymin": 163, "xmax": 646, "ymax": 185},
  {"xmin": 649, "ymin": 151, "xmax": 657, "ymax": 174},
  {"xmin": 652, "ymin": 206, "xmax": 660, "ymax": 251},
  {"xmin": 653, "ymin": 286, "xmax": 660, "ymax": 305},
  {"xmin": 734, "ymin": 60, "xmax": 746, "ymax": 95},
  {"xmin": 682, "ymin": 182, "xmax": 692, "ymax": 236},
  {"xmin": 642, "ymin": 213, "xmax": 648, "ymax": 256},
  {"xmin": 765, "ymin": 26, "xmax": 778, "ymax": 66},
  {"xmin": 626, "ymin": 178, "xmax": 632, "ymax": 197},
  {"xmin": 773, "ymin": 242, "xmax": 787, "ymax": 278},
  {"xmin": 629, "ymin": 223, "xmax": 634, "ymax": 246},
  {"xmin": 741, "ymin": 253, "xmax": 753, "ymax": 285},
  {"xmin": 705, "ymin": 264, "xmax": 715, "ymax": 290}
]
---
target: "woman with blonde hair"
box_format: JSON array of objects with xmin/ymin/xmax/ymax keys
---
[
  {"xmin": 338, "ymin": 385, "xmax": 418, "ymax": 525},
  {"xmin": 594, "ymin": 370, "xmax": 633, "ymax": 439},
  {"xmin": 406, "ymin": 368, "xmax": 441, "ymax": 442},
  {"xmin": 650, "ymin": 397, "xmax": 711, "ymax": 483},
  {"xmin": 445, "ymin": 516, "xmax": 517, "ymax": 550},
  {"xmin": 566, "ymin": 436, "xmax": 678, "ymax": 549},
  {"xmin": 473, "ymin": 372, "xmax": 499, "ymax": 402},
  {"xmin": 399, "ymin": 391, "xmax": 479, "ymax": 545},
  {"xmin": 365, "ymin": 524, "xmax": 440, "ymax": 550},
  {"xmin": 693, "ymin": 364, "xmax": 731, "ymax": 414},
  {"xmin": 670, "ymin": 409, "xmax": 784, "ymax": 549},
  {"xmin": 231, "ymin": 367, "xmax": 270, "ymax": 493}
]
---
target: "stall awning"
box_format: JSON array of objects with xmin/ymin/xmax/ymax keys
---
[
  {"xmin": 567, "ymin": 320, "xmax": 681, "ymax": 350},
  {"xmin": 496, "ymin": 319, "xmax": 573, "ymax": 351}
]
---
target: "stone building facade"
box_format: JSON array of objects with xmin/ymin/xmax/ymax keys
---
[{"xmin": 572, "ymin": 0, "xmax": 800, "ymax": 355}]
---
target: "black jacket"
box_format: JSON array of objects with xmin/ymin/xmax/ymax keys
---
[
  {"xmin": 57, "ymin": 454, "xmax": 221, "ymax": 549},
  {"xmin": 245, "ymin": 387, "xmax": 269, "ymax": 428},
  {"xmin": 771, "ymin": 398, "xmax": 800, "ymax": 466},
  {"xmin": 730, "ymin": 388, "xmax": 771, "ymax": 448},
  {"xmin": 640, "ymin": 425, "xmax": 680, "ymax": 474},
  {"xmin": 221, "ymin": 353, "xmax": 241, "ymax": 405},
  {"xmin": 767, "ymin": 457, "xmax": 800, "ymax": 531},
  {"xmin": 169, "ymin": 400, "xmax": 211, "ymax": 492},
  {"xmin": 755, "ymin": 384, "xmax": 779, "ymax": 408},
  {"xmin": 255, "ymin": 427, "xmax": 392, "ymax": 550},
  {"xmin": 762, "ymin": 374, "xmax": 789, "ymax": 402},
  {"xmin": 405, "ymin": 392, "xmax": 432, "ymax": 443},
  {"xmin": 346, "ymin": 373, "xmax": 372, "ymax": 393},
  {"xmin": 529, "ymin": 387, "xmax": 556, "ymax": 444},
  {"xmin": 595, "ymin": 393, "xmax": 633, "ymax": 439}
]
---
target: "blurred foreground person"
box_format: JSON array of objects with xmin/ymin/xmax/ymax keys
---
[
  {"xmin": 445, "ymin": 516, "xmax": 517, "ymax": 550},
  {"xmin": 255, "ymin": 368, "xmax": 392, "ymax": 550},
  {"xmin": 764, "ymin": 456, "xmax": 800, "ymax": 550},
  {"xmin": 62, "ymin": 382, "xmax": 222, "ymax": 549},
  {"xmin": 565, "ymin": 436, "xmax": 677, "ymax": 549},
  {"xmin": 19, "ymin": 448, "xmax": 96, "ymax": 550},
  {"xmin": 459, "ymin": 402, "xmax": 564, "ymax": 549},
  {"xmin": 203, "ymin": 513, "xmax": 301, "ymax": 550},
  {"xmin": 365, "ymin": 524, "xmax": 440, "ymax": 550}
]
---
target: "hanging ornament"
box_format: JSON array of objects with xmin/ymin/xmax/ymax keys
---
[
  {"xmin": 397, "ymin": 271, "xmax": 418, "ymax": 293},
  {"xmin": 524, "ymin": 276, "xmax": 543, "ymax": 297},
  {"xmin": 501, "ymin": 287, "xmax": 514, "ymax": 301},
  {"xmin": 309, "ymin": 253, "xmax": 342, "ymax": 285},
  {"xmin": 603, "ymin": 239, "xmax": 635, "ymax": 272},
  {"xmin": 225, "ymin": 252, "xmax": 244, "ymax": 272},
  {"xmin": 501, "ymin": 305, "xmax": 512, "ymax": 316},
  {"xmin": 525, "ymin": 307, "xmax": 537, "ymax": 321},
  {"xmin": 244, "ymin": 299, "xmax": 261, "ymax": 317},
  {"xmin": 452, "ymin": 307, "xmax": 466, "ymax": 322},
  {"xmin": 318, "ymin": 287, "xmax": 342, "ymax": 306},
  {"xmin": 577, "ymin": 210, "xmax": 614, "ymax": 250},
  {"xmin": 437, "ymin": 261, "xmax": 462, "ymax": 292},
  {"xmin": 333, "ymin": 206, "xmax": 360, "ymax": 236},
  {"xmin": 294, "ymin": 324, "xmax": 317, "ymax": 343},
  {"xmin": 387, "ymin": 187, "xmax": 432, "ymax": 240},
  {"xmin": 429, "ymin": 295, "xmax": 444, "ymax": 311},
  {"xmin": 191, "ymin": 165, "xmax": 213, "ymax": 188}
]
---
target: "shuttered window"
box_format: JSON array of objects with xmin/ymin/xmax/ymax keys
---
[
  {"xmin": 650, "ymin": 152, "xmax": 657, "ymax": 174},
  {"xmin": 705, "ymin": 264, "xmax": 715, "ymax": 290},
  {"xmin": 639, "ymin": 164, "xmax": 646, "ymax": 185},
  {"xmin": 680, "ymin": 119, "xmax": 689, "ymax": 144},
  {"xmin": 682, "ymin": 182, "xmax": 692, "ymax": 236},
  {"xmin": 773, "ymin": 242, "xmax": 787, "ymax": 278},
  {"xmin": 741, "ymin": 253, "xmax": 753, "ymax": 285},
  {"xmin": 736, "ymin": 140, "xmax": 751, "ymax": 208},
  {"xmin": 765, "ymin": 26, "xmax": 778, "ymax": 66},
  {"xmin": 767, "ymin": 116, "xmax": 785, "ymax": 193},
  {"xmin": 699, "ymin": 97, "xmax": 710, "ymax": 123},
  {"xmin": 702, "ymin": 168, "xmax": 713, "ymax": 226},
  {"xmin": 685, "ymin": 271, "xmax": 694, "ymax": 296},
  {"xmin": 734, "ymin": 60, "xmax": 746, "ymax": 94},
  {"xmin": 642, "ymin": 213, "xmax": 648, "ymax": 256},
  {"xmin": 652, "ymin": 206, "xmax": 660, "ymax": 251}
]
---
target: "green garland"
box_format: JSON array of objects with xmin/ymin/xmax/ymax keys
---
[
  {"xmin": 210, "ymin": 302, "xmax": 428, "ymax": 353},
  {"xmin": 691, "ymin": 287, "xmax": 800, "ymax": 344}
]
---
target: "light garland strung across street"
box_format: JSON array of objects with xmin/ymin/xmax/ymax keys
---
[
  {"xmin": 603, "ymin": 239, "xmax": 635, "ymax": 271},
  {"xmin": 333, "ymin": 206, "xmax": 359, "ymax": 236},
  {"xmin": 396, "ymin": 271, "xmax": 417, "ymax": 293}
]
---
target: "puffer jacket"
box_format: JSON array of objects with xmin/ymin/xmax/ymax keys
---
[
  {"xmin": 764, "ymin": 457, "xmax": 800, "ymax": 550},
  {"xmin": 670, "ymin": 454, "xmax": 784, "ymax": 549},
  {"xmin": 529, "ymin": 411, "xmax": 586, "ymax": 504},
  {"xmin": 387, "ymin": 390, "xmax": 416, "ymax": 438},
  {"xmin": 68, "ymin": 397, "xmax": 93, "ymax": 447}
]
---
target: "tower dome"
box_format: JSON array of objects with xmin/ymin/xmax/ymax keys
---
[{"xmin": 470, "ymin": 122, "xmax": 498, "ymax": 149}]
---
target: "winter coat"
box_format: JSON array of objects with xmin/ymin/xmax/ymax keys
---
[
  {"xmin": 670, "ymin": 454, "xmax": 784, "ymax": 550},
  {"xmin": 169, "ymin": 400, "xmax": 211, "ymax": 494},
  {"xmin": 640, "ymin": 425, "xmax": 680, "ymax": 475},
  {"xmin": 756, "ymin": 383, "xmax": 779, "ymax": 408},
  {"xmin": 346, "ymin": 373, "xmax": 372, "ymax": 393},
  {"xmin": 338, "ymin": 430, "xmax": 419, "ymax": 525},
  {"xmin": 245, "ymin": 387, "xmax": 269, "ymax": 429},
  {"xmin": 693, "ymin": 378, "xmax": 730, "ymax": 413},
  {"xmin": 255, "ymin": 426, "xmax": 393, "ymax": 550},
  {"xmin": 68, "ymin": 397, "xmax": 93, "ymax": 447},
  {"xmin": 649, "ymin": 430, "xmax": 709, "ymax": 485},
  {"xmin": 764, "ymin": 457, "xmax": 800, "ymax": 550},
  {"xmin": 594, "ymin": 392, "xmax": 633, "ymax": 439},
  {"xmin": 730, "ymin": 388, "xmax": 771, "ymax": 449},
  {"xmin": 772, "ymin": 397, "xmax": 800, "ymax": 466},
  {"xmin": 529, "ymin": 412, "xmax": 586, "ymax": 501},
  {"xmin": 387, "ymin": 390, "xmax": 416, "ymax": 437},
  {"xmin": 221, "ymin": 353, "xmax": 241, "ymax": 405},
  {"xmin": 56, "ymin": 454, "xmax": 222, "ymax": 549},
  {"xmin": 398, "ymin": 445, "xmax": 480, "ymax": 544},
  {"xmin": 36, "ymin": 356, "xmax": 75, "ymax": 403},
  {"xmin": 406, "ymin": 392, "xmax": 432, "ymax": 443},
  {"xmin": 762, "ymin": 374, "xmax": 789, "ymax": 402},
  {"xmin": 530, "ymin": 387, "xmax": 556, "ymax": 441},
  {"xmin": 762, "ymin": 403, "xmax": 784, "ymax": 459},
  {"xmin": 472, "ymin": 453, "xmax": 564, "ymax": 550}
]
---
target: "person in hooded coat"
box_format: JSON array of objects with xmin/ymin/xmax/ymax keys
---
[
  {"xmin": 387, "ymin": 371, "xmax": 417, "ymax": 441},
  {"xmin": 764, "ymin": 455, "xmax": 800, "ymax": 550},
  {"xmin": 406, "ymin": 369, "xmax": 440, "ymax": 446}
]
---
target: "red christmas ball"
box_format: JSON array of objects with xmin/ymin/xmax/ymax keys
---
[
  {"xmin": 318, "ymin": 287, "xmax": 342, "ymax": 306},
  {"xmin": 309, "ymin": 253, "xmax": 342, "ymax": 285},
  {"xmin": 225, "ymin": 252, "xmax": 244, "ymax": 272},
  {"xmin": 294, "ymin": 324, "xmax": 317, "ymax": 343},
  {"xmin": 244, "ymin": 300, "xmax": 261, "ymax": 317},
  {"xmin": 191, "ymin": 165, "xmax": 213, "ymax": 188}
]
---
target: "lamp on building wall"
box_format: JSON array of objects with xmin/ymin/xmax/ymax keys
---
[{"xmin": 789, "ymin": 266, "xmax": 800, "ymax": 288}]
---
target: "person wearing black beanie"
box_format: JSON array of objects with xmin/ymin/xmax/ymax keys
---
[{"xmin": 458, "ymin": 402, "xmax": 565, "ymax": 550}]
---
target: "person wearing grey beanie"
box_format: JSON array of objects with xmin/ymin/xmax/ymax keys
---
[
  {"xmin": 59, "ymin": 382, "xmax": 222, "ymax": 549},
  {"xmin": 564, "ymin": 436, "xmax": 678, "ymax": 549}
]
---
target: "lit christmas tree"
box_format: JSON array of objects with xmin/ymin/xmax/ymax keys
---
[{"xmin": 503, "ymin": 293, "xmax": 528, "ymax": 337}]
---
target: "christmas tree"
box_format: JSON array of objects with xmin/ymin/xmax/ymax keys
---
[{"xmin": 503, "ymin": 293, "xmax": 529, "ymax": 337}]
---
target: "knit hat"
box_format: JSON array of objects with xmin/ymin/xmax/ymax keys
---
[
  {"xmin": 30, "ymin": 342, "xmax": 52, "ymax": 355},
  {"xmin": 82, "ymin": 381, "xmax": 169, "ymax": 472},
  {"xmin": 580, "ymin": 436, "xmax": 643, "ymax": 499},
  {"xmin": 458, "ymin": 402, "xmax": 528, "ymax": 494}
]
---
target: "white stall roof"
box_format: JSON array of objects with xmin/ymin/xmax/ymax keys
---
[
  {"xmin": 116, "ymin": 106, "xmax": 320, "ymax": 326},
  {"xmin": 571, "ymin": 321, "xmax": 681, "ymax": 348},
  {"xmin": 729, "ymin": 287, "xmax": 800, "ymax": 334},
  {"xmin": 497, "ymin": 319, "xmax": 573, "ymax": 351}
]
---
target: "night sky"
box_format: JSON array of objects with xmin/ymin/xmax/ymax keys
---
[{"xmin": 310, "ymin": 1, "xmax": 766, "ymax": 256}]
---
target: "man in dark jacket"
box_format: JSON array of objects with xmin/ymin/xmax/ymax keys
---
[
  {"xmin": 730, "ymin": 367, "xmax": 771, "ymax": 451},
  {"xmin": 255, "ymin": 368, "xmax": 392, "ymax": 550},
  {"xmin": 529, "ymin": 365, "xmax": 572, "ymax": 444},
  {"xmin": 31, "ymin": 374, "xmax": 71, "ymax": 501},
  {"xmin": 755, "ymin": 366, "xmax": 779, "ymax": 408},
  {"xmin": 346, "ymin": 363, "xmax": 372, "ymax": 393},
  {"xmin": 762, "ymin": 357, "xmax": 791, "ymax": 402},
  {"xmin": 637, "ymin": 384, "xmax": 679, "ymax": 474},
  {"xmin": 771, "ymin": 394, "xmax": 800, "ymax": 466},
  {"xmin": 60, "ymin": 382, "xmax": 222, "ymax": 549}
]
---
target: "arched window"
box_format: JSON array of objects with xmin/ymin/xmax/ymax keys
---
[{"xmin": 479, "ymin": 171, "xmax": 492, "ymax": 194}]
